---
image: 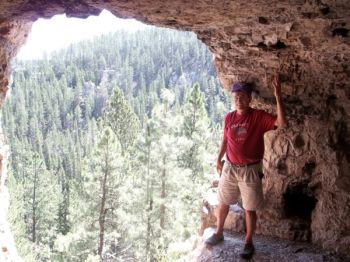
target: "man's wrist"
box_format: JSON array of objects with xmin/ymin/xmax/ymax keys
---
[{"xmin": 275, "ymin": 96, "xmax": 282, "ymax": 103}]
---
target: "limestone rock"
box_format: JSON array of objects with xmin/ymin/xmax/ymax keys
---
[{"xmin": 201, "ymin": 187, "xmax": 245, "ymax": 235}]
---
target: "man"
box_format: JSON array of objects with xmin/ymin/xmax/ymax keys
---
[{"xmin": 205, "ymin": 75, "xmax": 287, "ymax": 259}]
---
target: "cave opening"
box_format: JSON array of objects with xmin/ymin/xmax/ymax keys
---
[
  {"xmin": 3, "ymin": 9, "xmax": 229, "ymax": 261},
  {"xmin": 282, "ymin": 182, "xmax": 317, "ymax": 241},
  {"xmin": 283, "ymin": 182, "xmax": 317, "ymax": 220}
]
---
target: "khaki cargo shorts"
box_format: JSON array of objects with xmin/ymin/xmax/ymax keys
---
[{"xmin": 218, "ymin": 161, "xmax": 264, "ymax": 211}]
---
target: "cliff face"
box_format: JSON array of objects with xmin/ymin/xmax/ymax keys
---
[{"xmin": 0, "ymin": 0, "xmax": 349, "ymax": 258}]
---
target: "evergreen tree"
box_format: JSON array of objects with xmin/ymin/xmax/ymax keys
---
[
  {"xmin": 180, "ymin": 83, "xmax": 210, "ymax": 180},
  {"xmin": 104, "ymin": 87, "xmax": 140, "ymax": 154},
  {"xmin": 3, "ymin": 27, "xmax": 232, "ymax": 260}
]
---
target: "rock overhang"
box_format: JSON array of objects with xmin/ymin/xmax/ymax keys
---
[{"xmin": 0, "ymin": 1, "xmax": 349, "ymax": 103}]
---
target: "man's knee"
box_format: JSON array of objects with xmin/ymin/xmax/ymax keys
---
[
  {"xmin": 245, "ymin": 210, "xmax": 257, "ymax": 218},
  {"xmin": 218, "ymin": 202, "xmax": 230, "ymax": 210}
]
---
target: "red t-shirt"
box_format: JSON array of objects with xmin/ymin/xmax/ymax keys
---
[{"xmin": 224, "ymin": 108, "xmax": 277, "ymax": 165}]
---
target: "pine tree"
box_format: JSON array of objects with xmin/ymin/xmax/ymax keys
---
[
  {"xmin": 2, "ymin": 27, "xmax": 231, "ymax": 260},
  {"xmin": 85, "ymin": 126, "xmax": 132, "ymax": 260},
  {"xmin": 104, "ymin": 87, "xmax": 140, "ymax": 154},
  {"xmin": 180, "ymin": 83, "xmax": 210, "ymax": 180}
]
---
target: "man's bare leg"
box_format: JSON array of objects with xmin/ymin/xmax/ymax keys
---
[
  {"xmin": 244, "ymin": 210, "xmax": 257, "ymax": 244},
  {"xmin": 205, "ymin": 202, "xmax": 229, "ymax": 245},
  {"xmin": 215, "ymin": 202, "xmax": 230, "ymax": 236}
]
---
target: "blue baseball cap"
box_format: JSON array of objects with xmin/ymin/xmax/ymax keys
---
[{"xmin": 231, "ymin": 82, "xmax": 253, "ymax": 94}]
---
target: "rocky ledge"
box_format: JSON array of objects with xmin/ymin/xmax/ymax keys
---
[
  {"xmin": 197, "ymin": 183, "xmax": 350, "ymax": 261},
  {"xmin": 179, "ymin": 228, "xmax": 349, "ymax": 262}
]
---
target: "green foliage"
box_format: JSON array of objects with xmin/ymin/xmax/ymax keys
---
[
  {"xmin": 4, "ymin": 27, "xmax": 231, "ymax": 261},
  {"xmin": 180, "ymin": 83, "xmax": 211, "ymax": 178},
  {"xmin": 104, "ymin": 88, "xmax": 140, "ymax": 154}
]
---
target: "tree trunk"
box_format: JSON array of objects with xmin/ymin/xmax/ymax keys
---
[
  {"xmin": 32, "ymin": 169, "xmax": 37, "ymax": 243},
  {"xmin": 98, "ymin": 144, "xmax": 110, "ymax": 257},
  {"xmin": 146, "ymin": 190, "xmax": 153, "ymax": 262},
  {"xmin": 146, "ymin": 126, "xmax": 153, "ymax": 262},
  {"xmin": 31, "ymin": 158, "xmax": 38, "ymax": 243},
  {"xmin": 160, "ymin": 156, "xmax": 166, "ymax": 229}
]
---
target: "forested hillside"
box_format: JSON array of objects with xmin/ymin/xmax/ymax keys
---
[{"xmin": 2, "ymin": 27, "xmax": 230, "ymax": 261}]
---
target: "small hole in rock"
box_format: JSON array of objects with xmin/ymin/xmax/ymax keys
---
[
  {"xmin": 320, "ymin": 6, "xmax": 330, "ymax": 15},
  {"xmin": 277, "ymin": 159, "xmax": 287, "ymax": 171},
  {"xmin": 326, "ymin": 94, "xmax": 337, "ymax": 107},
  {"xmin": 294, "ymin": 135, "xmax": 304, "ymax": 148},
  {"xmin": 258, "ymin": 17, "xmax": 268, "ymax": 24},
  {"xmin": 332, "ymin": 28, "xmax": 349, "ymax": 37},
  {"xmin": 271, "ymin": 40, "xmax": 287, "ymax": 49},
  {"xmin": 302, "ymin": 161, "xmax": 316, "ymax": 176},
  {"xmin": 257, "ymin": 42, "xmax": 267, "ymax": 49}
]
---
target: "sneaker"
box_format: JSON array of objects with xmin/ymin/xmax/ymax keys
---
[
  {"xmin": 205, "ymin": 233, "xmax": 224, "ymax": 246},
  {"xmin": 239, "ymin": 243, "xmax": 255, "ymax": 259}
]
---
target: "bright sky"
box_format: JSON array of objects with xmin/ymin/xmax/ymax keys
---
[{"xmin": 17, "ymin": 10, "xmax": 149, "ymax": 60}]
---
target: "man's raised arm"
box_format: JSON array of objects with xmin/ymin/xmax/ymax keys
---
[{"xmin": 272, "ymin": 74, "xmax": 288, "ymax": 128}]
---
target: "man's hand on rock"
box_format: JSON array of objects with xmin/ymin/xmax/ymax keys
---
[{"xmin": 272, "ymin": 73, "xmax": 282, "ymax": 100}]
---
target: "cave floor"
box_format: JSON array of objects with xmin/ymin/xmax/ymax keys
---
[{"xmin": 179, "ymin": 228, "xmax": 349, "ymax": 262}]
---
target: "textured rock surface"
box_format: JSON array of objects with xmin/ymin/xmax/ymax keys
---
[
  {"xmin": 201, "ymin": 187, "xmax": 245, "ymax": 235},
  {"xmin": 0, "ymin": 0, "xmax": 349, "ymax": 259},
  {"xmin": 0, "ymin": 127, "xmax": 21, "ymax": 261}
]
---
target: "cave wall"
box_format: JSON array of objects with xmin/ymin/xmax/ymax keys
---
[{"xmin": 0, "ymin": 0, "xmax": 349, "ymax": 258}]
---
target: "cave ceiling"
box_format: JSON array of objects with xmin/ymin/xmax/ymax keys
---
[{"xmin": 0, "ymin": 1, "xmax": 348, "ymax": 114}]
